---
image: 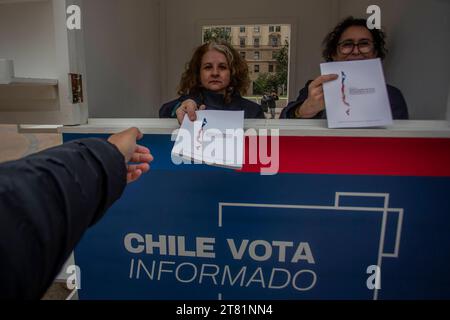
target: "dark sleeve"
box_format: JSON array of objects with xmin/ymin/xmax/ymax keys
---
[
  {"xmin": 280, "ymin": 85, "xmax": 308, "ymax": 119},
  {"xmin": 387, "ymin": 85, "xmax": 409, "ymax": 120},
  {"xmin": 256, "ymin": 108, "xmax": 265, "ymax": 119},
  {"xmin": 0, "ymin": 138, "xmax": 127, "ymax": 299},
  {"xmin": 159, "ymin": 98, "xmax": 181, "ymax": 118},
  {"xmin": 240, "ymin": 98, "xmax": 265, "ymax": 119}
]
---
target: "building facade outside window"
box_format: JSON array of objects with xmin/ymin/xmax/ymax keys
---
[
  {"xmin": 270, "ymin": 36, "xmax": 279, "ymax": 47},
  {"xmin": 202, "ymin": 24, "xmax": 290, "ymax": 97}
]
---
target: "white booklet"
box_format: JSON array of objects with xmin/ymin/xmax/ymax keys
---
[
  {"xmin": 320, "ymin": 58, "xmax": 393, "ymax": 128},
  {"xmin": 171, "ymin": 110, "xmax": 244, "ymax": 169}
]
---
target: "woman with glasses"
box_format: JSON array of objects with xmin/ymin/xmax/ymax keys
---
[{"xmin": 280, "ymin": 16, "xmax": 409, "ymax": 119}]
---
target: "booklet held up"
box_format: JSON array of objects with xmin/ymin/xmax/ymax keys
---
[{"xmin": 320, "ymin": 58, "xmax": 393, "ymax": 128}]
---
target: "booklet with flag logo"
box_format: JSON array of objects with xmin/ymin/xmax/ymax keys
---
[
  {"xmin": 320, "ymin": 58, "xmax": 393, "ymax": 128},
  {"xmin": 171, "ymin": 110, "xmax": 244, "ymax": 169}
]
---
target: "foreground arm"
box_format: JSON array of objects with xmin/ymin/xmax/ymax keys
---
[{"xmin": 0, "ymin": 128, "xmax": 152, "ymax": 299}]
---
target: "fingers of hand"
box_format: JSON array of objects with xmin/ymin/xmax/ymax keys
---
[
  {"xmin": 127, "ymin": 163, "xmax": 150, "ymax": 174},
  {"xmin": 127, "ymin": 170, "xmax": 142, "ymax": 184},
  {"xmin": 130, "ymin": 151, "xmax": 153, "ymax": 164},
  {"xmin": 187, "ymin": 109, "xmax": 197, "ymax": 121},
  {"xmin": 177, "ymin": 101, "xmax": 198, "ymax": 123},
  {"xmin": 181, "ymin": 100, "xmax": 198, "ymax": 112},
  {"xmin": 121, "ymin": 127, "xmax": 142, "ymax": 141},
  {"xmin": 179, "ymin": 100, "xmax": 199, "ymax": 121},
  {"xmin": 311, "ymin": 74, "xmax": 339, "ymax": 87},
  {"xmin": 135, "ymin": 144, "xmax": 150, "ymax": 155}
]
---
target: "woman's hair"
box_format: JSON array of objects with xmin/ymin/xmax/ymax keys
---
[
  {"xmin": 322, "ymin": 16, "xmax": 388, "ymax": 62},
  {"xmin": 178, "ymin": 41, "xmax": 250, "ymax": 102}
]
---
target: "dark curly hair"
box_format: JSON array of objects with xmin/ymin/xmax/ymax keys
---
[
  {"xmin": 322, "ymin": 16, "xmax": 387, "ymax": 62},
  {"xmin": 178, "ymin": 41, "xmax": 250, "ymax": 103}
]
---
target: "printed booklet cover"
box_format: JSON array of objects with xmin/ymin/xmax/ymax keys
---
[{"xmin": 320, "ymin": 58, "xmax": 393, "ymax": 128}]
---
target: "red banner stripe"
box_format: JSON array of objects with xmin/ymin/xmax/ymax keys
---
[{"xmin": 240, "ymin": 136, "xmax": 450, "ymax": 177}]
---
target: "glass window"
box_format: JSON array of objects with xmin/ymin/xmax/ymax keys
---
[
  {"xmin": 240, "ymin": 37, "xmax": 246, "ymax": 48},
  {"xmin": 254, "ymin": 51, "xmax": 260, "ymax": 60},
  {"xmin": 254, "ymin": 65, "xmax": 260, "ymax": 73},
  {"xmin": 269, "ymin": 64, "xmax": 274, "ymax": 72},
  {"xmin": 254, "ymin": 26, "xmax": 260, "ymax": 33},
  {"xmin": 240, "ymin": 26, "xmax": 246, "ymax": 33},
  {"xmin": 271, "ymin": 36, "xmax": 279, "ymax": 47},
  {"xmin": 240, "ymin": 51, "xmax": 246, "ymax": 59},
  {"xmin": 254, "ymin": 37, "xmax": 260, "ymax": 47}
]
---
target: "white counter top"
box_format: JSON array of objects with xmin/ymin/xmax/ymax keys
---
[{"xmin": 19, "ymin": 118, "xmax": 450, "ymax": 138}]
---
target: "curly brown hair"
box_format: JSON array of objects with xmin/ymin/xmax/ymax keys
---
[
  {"xmin": 178, "ymin": 41, "xmax": 250, "ymax": 103},
  {"xmin": 322, "ymin": 16, "xmax": 388, "ymax": 62}
]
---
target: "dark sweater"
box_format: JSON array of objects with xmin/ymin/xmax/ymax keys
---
[{"xmin": 159, "ymin": 89, "xmax": 265, "ymax": 119}]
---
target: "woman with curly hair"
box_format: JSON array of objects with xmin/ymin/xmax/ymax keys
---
[
  {"xmin": 281, "ymin": 16, "xmax": 409, "ymax": 119},
  {"xmin": 159, "ymin": 41, "xmax": 264, "ymax": 124}
]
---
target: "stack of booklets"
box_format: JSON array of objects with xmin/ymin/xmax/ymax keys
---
[{"xmin": 171, "ymin": 110, "xmax": 244, "ymax": 169}]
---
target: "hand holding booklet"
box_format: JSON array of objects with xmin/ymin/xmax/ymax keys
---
[
  {"xmin": 171, "ymin": 110, "xmax": 244, "ymax": 169},
  {"xmin": 320, "ymin": 58, "xmax": 393, "ymax": 128}
]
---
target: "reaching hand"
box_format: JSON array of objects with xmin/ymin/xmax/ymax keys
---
[{"xmin": 107, "ymin": 127, "xmax": 154, "ymax": 183}]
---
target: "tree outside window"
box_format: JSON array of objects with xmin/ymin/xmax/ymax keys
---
[
  {"xmin": 203, "ymin": 27, "xmax": 231, "ymax": 43},
  {"xmin": 270, "ymin": 36, "xmax": 280, "ymax": 47}
]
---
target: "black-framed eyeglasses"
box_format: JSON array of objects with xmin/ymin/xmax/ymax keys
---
[{"xmin": 337, "ymin": 40, "xmax": 374, "ymax": 55}]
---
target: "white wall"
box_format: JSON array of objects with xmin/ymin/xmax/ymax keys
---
[
  {"xmin": 83, "ymin": 0, "xmax": 161, "ymax": 118},
  {"xmin": 0, "ymin": 0, "xmax": 57, "ymax": 78}
]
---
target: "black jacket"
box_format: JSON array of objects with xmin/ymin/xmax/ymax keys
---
[
  {"xmin": 159, "ymin": 89, "xmax": 265, "ymax": 119},
  {"xmin": 0, "ymin": 138, "xmax": 126, "ymax": 299},
  {"xmin": 280, "ymin": 81, "xmax": 409, "ymax": 120}
]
